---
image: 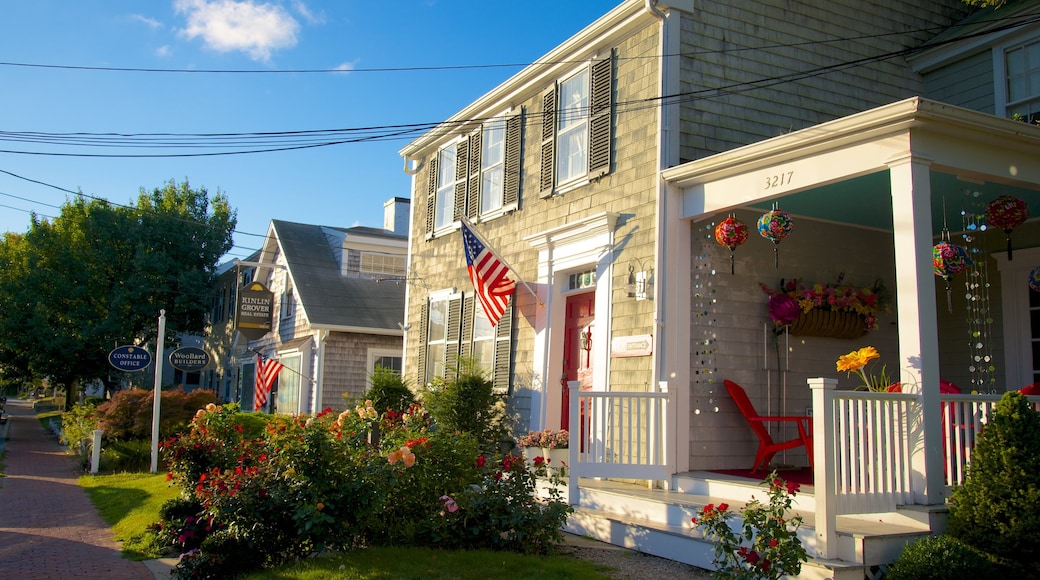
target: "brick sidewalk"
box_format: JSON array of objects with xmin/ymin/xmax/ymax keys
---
[{"xmin": 0, "ymin": 398, "xmax": 156, "ymax": 579}]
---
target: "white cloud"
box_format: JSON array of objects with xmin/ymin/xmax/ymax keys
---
[
  {"xmin": 129, "ymin": 14, "xmax": 164, "ymax": 29},
  {"xmin": 291, "ymin": 1, "xmax": 324, "ymax": 25},
  {"xmin": 334, "ymin": 59, "xmax": 359, "ymax": 74},
  {"xmin": 174, "ymin": 0, "xmax": 300, "ymax": 62},
  {"xmin": 156, "ymin": 45, "xmax": 172, "ymax": 57}
]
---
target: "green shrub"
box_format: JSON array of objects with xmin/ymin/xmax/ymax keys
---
[
  {"xmin": 364, "ymin": 365, "xmax": 415, "ymax": 414},
  {"xmin": 887, "ymin": 535, "xmax": 994, "ymax": 579},
  {"xmin": 99, "ymin": 439, "xmax": 152, "ymax": 472},
  {"xmin": 421, "ymin": 359, "xmax": 506, "ymax": 454},
  {"xmin": 945, "ymin": 391, "xmax": 1040, "ymax": 569},
  {"xmin": 61, "ymin": 400, "xmax": 101, "ymax": 460}
]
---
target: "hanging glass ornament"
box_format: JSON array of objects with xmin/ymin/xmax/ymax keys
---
[
  {"xmin": 757, "ymin": 203, "xmax": 793, "ymax": 269},
  {"xmin": 714, "ymin": 215, "xmax": 749, "ymax": 274},
  {"xmin": 933, "ymin": 233, "xmax": 972, "ymax": 313},
  {"xmin": 984, "ymin": 195, "xmax": 1028, "ymax": 260},
  {"xmin": 1029, "ymin": 265, "xmax": 1040, "ymax": 293}
]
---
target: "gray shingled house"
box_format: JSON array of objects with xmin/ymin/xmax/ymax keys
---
[{"xmin": 205, "ymin": 199, "xmax": 410, "ymax": 414}]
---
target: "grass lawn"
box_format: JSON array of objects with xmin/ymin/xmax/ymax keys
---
[
  {"xmin": 80, "ymin": 472, "xmax": 180, "ymax": 559},
  {"xmin": 79, "ymin": 471, "xmax": 619, "ymax": 579}
]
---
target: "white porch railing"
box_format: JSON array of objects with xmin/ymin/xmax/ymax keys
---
[{"xmin": 567, "ymin": 386, "xmax": 671, "ymax": 504}]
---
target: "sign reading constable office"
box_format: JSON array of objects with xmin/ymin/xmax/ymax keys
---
[
  {"xmin": 169, "ymin": 346, "xmax": 210, "ymax": 372},
  {"xmin": 108, "ymin": 345, "xmax": 153, "ymax": 372},
  {"xmin": 236, "ymin": 281, "xmax": 274, "ymax": 341}
]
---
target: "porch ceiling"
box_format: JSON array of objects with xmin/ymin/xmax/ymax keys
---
[{"xmin": 745, "ymin": 171, "xmax": 1040, "ymax": 235}]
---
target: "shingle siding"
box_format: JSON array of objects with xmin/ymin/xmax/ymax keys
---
[{"xmin": 922, "ymin": 50, "xmax": 997, "ymax": 114}]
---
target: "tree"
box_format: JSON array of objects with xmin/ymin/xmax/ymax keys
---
[
  {"xmin": 0, "ymin": 180, "xmax": 236, "ymax": 408},
  {"xmin": 961, "ymin": 0, "xmax": 1007, "ymax": 8}
]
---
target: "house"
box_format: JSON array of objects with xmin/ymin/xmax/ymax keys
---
[
  {"xmin": 398, "ymin": 0, "xmax": 1040, "ymax": 576},
  {"xmin": 203, "ymin": 198, "xmax": 409, "ymax": 414}
]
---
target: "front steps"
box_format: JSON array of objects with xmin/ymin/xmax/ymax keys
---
[{"xmin": 560, "ymin": 472, "xmax": 939, "ymax": 580}]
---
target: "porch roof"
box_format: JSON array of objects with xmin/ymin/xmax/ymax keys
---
[{"xmin": 662, "ymin": 96, "xmax": 1040, "ymax": 232}]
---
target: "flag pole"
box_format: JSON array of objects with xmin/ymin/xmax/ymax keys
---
[{"xmin": 459, "ymin": 216, "xmax": 543, "ymax": 307}]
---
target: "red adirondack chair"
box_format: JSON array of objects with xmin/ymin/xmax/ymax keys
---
[{"xmin": 723, "ymin": 380, "xmax": 814, "ymax": 473}]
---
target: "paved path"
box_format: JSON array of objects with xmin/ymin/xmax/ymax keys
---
[{"xmin": 0, "ymin": 398, "xmax": 160, "ymax": 579}]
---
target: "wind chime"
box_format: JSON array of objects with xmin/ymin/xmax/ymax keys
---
[
  {"xmin": 1030, "ymin": 266, "xmax": 1040, "ymax": 293},
  {"xmin": 984, "ymin": 194, "xmax": 1028, "ymax": 260},
  {"xmin": 714, "ymin": 214, "xmax": 749, "ymax": 274},
  {"xmin": 757, "ymin": 203, "xmax": 794, "ymax": 269},
  {"xmin": 934, "ymin": 199, "xmax": 972, "ymax": 313}
]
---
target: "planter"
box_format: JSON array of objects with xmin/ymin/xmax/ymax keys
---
[
  {"xmin": 522, "ymin": 447, "xmax": 569, "ymax": 468},
  {"xmin": 788, "ymin": 309, "xmax": 867, "ymax": 339}
]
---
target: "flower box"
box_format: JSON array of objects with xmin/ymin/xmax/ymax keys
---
[{"xmin": 789, "ymin": 309, "xmax": 868, "ymax": 339}]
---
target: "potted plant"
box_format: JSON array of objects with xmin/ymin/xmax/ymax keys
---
[{"xmin": 517, "ymin": 428, "xmax": 569, "ymax": 468}]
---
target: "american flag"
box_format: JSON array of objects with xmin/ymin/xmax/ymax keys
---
[
  {"xmin": 254, "ymin": 354, "xmax": 284, "ymax": 412},
  {"xmin": 462, "ymin": 222, "xmax": 516, "ymax": 326}
]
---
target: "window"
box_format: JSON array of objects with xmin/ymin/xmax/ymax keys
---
[
  {"xmin": 275, "ymin": 355, "xmax": 301, "ymax": 415},
  {"xmin": 1005, "ymin": 39, "xmax": 1040, "ymax": 122},
  {"xmin": 281, "ymin": 287, "xmax": 295, "ymax": 319},
  {"xmin": 418, "ymin": 292, "xmax": 513, "ymax": 392},
  {"xmin": 434, "ymin": 144, "xmax": 458, "ymax": 231},
  {"xmin": 360, "ymin": 252, "xmax": 406, "ymax": 277},
  {"xmin": 539, "ymin": 52, "xmax": 613, "ymax": 197},
  {"xmin": 424, "ymin": 113, "xmax": 522, "ymax": 236},
  {"xmin": 480, "ymin": 120, "xmax": 506, "ymax": 214},
  {"xmin": 557, "ymin": 68, "xmax": 590, "ymax": 185}
]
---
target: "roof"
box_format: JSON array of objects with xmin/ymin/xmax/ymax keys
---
[{"xmin": 270, "ymin": 219, "xmax": 405, "ymax": 333}]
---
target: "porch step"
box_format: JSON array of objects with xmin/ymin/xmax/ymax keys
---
[{"xmin": 567, "ymin": 476, "xmax": 932, "ymax": 577}]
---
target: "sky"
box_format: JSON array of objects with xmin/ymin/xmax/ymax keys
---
[{"xmin": 0, "ymin": 0, "xmax": 621, "ymax": 262}]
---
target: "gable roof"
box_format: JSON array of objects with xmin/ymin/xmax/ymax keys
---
[{"xmin": 270, "ymin": 219, "xmax": 406, "ymax": 334}]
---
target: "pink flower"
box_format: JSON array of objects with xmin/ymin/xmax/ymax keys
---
[
  {"xmin": 440, "ymin": 495, "xmax": 458, "ymax": 513},
  {"xmin": 767, "ymin": 294, "xmax": 800, "ymax": 325}
]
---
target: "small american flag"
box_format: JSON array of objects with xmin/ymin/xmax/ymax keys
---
[
  {"xmin": 255, "ymin": 354, "xmax": 284, "ymax": 412},
  {"xmin": 462, "ymin": 222, "xmax": 516, "ymax": 326}
]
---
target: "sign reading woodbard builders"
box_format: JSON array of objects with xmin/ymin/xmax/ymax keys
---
[{"xmin": 236, "ymin": 281, "xmax": 274, "ymax": 341}]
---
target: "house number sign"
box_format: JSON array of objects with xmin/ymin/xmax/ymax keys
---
[{"xmin": 763, "ymin": 170, "xmax": 794, "ymax": 190}]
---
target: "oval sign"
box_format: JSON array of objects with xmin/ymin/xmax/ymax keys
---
[
  {"xmin": 108, "ymin": 345, "xmax": 153, "ymax": 372},
  {"xmin": 169, "ymin": 346, "xmax": 210, "ymax": 372}
]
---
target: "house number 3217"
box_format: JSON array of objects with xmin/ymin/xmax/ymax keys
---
[{"xmin": 764, "ymin": 171, "xmax": 794, "ymax": 190}]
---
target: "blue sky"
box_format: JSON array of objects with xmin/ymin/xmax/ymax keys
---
[{"xmin": 0, "ymin": 0, "xmax": 620, "ymax": 261}]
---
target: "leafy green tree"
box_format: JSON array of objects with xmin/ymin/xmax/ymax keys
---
[{"xmin": 0, "ymin": 180, "xmax": 236, "ymax": 408}]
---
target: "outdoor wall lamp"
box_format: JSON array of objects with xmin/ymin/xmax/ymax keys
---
[{"xmin": 626, "ymin": 260, "xmax": 653, "ymax": 301}]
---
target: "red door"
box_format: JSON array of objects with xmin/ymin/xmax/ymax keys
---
[{"xmin": 562, "ymin": 292, "xmax": 595, "ymax": 432}]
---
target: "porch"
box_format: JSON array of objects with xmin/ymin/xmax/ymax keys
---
[{"xmin": 563, "ymin": 387, "xmax": 1040, "ymax": 577}]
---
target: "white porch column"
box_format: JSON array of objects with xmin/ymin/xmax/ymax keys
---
[{"xmin": 888, "ymin": 154, "xmax": 944, "ymax": 504}]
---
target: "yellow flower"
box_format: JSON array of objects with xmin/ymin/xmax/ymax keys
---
[{"xmin": 836, "ymin": 346, "xmax": 889, "ymax": 391}]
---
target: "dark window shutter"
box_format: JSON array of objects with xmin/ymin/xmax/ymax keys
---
[
  {"xmin": 460, "ymin": 294, "xmax": 474, "ymax": 360},
  {"xmin": 493, "ymin": 299, "xmax": 513, "ymax": 393},
  {"xmin": 504, "ymin": 111, "xmax": 522, "ymax": 208},
  {"xmin": 588, "ymin": 51, "xmax": 613, "ymax": 178},
  {"xmin": 416, "ymin": 302, "xmax": 429, "ymax": 385},
  {"xmin": 445, "ymin": 295, "xmax": 462, "ymax": 380},
  {"xmin": 425, "ymin": 157, "xmax": 438, "ymax": 236},
  {"xmin": 467, "ymin": 131, "xmax": 481, "ymax": 219},
  {"xmin": 453, "ymin": 143, "xmax": 467, "ymax": 223},
  {"xmin": 539, "ymin": 86, "xmax": 557, "ymax": 198}
]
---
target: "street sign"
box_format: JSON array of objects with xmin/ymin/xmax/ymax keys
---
[
  {"xmin": 236, "ymin": 281, "xmax": 274, "ymax": 341},
  {"xmin": 108, "ymin": 345, "xmax": 152, "ymax": 372},
  {"xmin": 169, "ymin": 346, "xmax": 210, "ymax": 372}
]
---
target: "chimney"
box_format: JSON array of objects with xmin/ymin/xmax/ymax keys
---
[{"xmin": 383, "ymin": 197, "xmax": 410, "ymax": 234}]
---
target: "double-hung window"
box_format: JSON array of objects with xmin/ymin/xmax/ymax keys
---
[
  {"xmin": 433, "ymin": 145, "xmax": 459, "ymax": 232},
  {"xmin": 417, "ymin": 292, "xmax": 513, "ymax": 392},
  {"xmin": 540, "ymin": 51, "xmax": 613, "ymax": 197},
  {"xmin": 424, "ymin": 113, "xmax": 522, "ymax": 236},
  {"xmin": 1004, "ymin": 39, "xmax": 1040, "ymax": 122},
  {"xmin": 480, "ymin": 119, "xmax": 506, "ymax": 215}
]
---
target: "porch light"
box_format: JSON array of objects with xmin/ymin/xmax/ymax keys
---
[{"xmin": 626, "ymin": 261, "xmax": 652, "ymax": 301}]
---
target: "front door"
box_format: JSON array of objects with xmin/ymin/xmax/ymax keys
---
[{"xmin": 562, "ymin": 291, "xmax": 595, "ymax": 431}]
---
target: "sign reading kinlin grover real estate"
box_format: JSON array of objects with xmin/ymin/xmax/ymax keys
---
[{"xmin": 236, "ymin": 281, "xmax": 274, "ymax": 341}]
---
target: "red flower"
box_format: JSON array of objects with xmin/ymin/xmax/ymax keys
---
[
  {"xmin": 717, "ymin": 502, "xmax": 729, "ymax": 512},
  {"xmin": 786, "ymin": 481, "xmax": 800, "ymax": 495},
  {"xmin": 703, "ymin": 503, "xmax": 715, "ymax": 514},
  {"xmin": 533, "ymin": 456, "xmax": 545, "ymax": 466},
  {"xmin": 502, "ymin": 455, "xmax": 513, "ymax": 470},
  {"xmin": 690, "ymin": 516, "xmax": 698, "ymax": 524},
  {"xmin": 476, "ymin": 455, "xmax": 486, "ymax": 468},
  {"xmin": 744, "ymin": 550, "xmax": 761, "ymax": 564},
  {"xmin": 769, "ymin": 538, "xmax": 778, "ymax": 548}
]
